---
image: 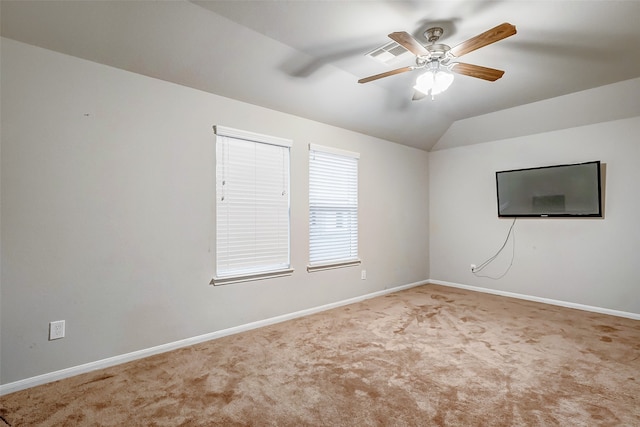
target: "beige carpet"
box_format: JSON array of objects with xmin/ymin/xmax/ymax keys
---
[{"xmin": 1, "ymin": 284, "xmax": 639, "ymax": 426}]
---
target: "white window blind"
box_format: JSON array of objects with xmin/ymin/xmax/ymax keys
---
[
  {"xmin": 309, "ymin": 144, "xmax": 359, "ymax": 268},
  {"xmin": 215, "ymin": 126, "xmax": 291, "ymax": 282}
]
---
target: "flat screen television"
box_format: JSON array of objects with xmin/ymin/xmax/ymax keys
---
[{"xmin": 496, "ymin": 161, "xmax": 602, "ymax": 217}]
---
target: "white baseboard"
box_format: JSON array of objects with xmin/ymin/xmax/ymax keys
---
[
  {"xmin": 429, "ymin": 279, "xmax": 640, "ymax": 320},
  {"xmin": 0, "ymin": 280, "xmax": 428, "ymax": 396}
]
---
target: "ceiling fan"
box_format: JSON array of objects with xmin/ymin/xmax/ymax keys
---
[{"xmin": 358, "ymin": 23, "xmax": 517, "ymax": 100}]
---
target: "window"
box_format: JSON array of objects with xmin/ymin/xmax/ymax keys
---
[
  {"xmin": 212, "ymin": 126, "xmax": 292, "ymax": 285},
  {"xmin": 308, "ymin": 144, "xmax": 360, "ymax": 271}
]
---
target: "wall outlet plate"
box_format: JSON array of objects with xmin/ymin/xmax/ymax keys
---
[
  {"xmin": 49, "ymin": 320, "xmax": 65, "ymax": 340},
  {"xmin": 361, "ymin": 270, "xmax": 367, "ymax": 280}
]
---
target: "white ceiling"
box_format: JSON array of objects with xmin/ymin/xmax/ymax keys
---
[{"xmin": 2, "ymin": 0, "xmax": 640, "ymax": 151}]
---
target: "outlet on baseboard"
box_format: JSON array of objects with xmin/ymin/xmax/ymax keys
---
[{"xmin": 49, "ymin": 320, "xmax": 65, "ymax": 340}]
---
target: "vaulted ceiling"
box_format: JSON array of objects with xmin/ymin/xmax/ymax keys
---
[{"xmin": 2, "ymin": 1, "xmax": 640, "ymax": 151}]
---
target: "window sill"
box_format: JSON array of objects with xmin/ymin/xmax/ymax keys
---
[
  {"xmin": 210, "ymin": 268, "xmax": 294, "ymax": 286},
  {"xmin": 307, "ymin": 259, "xmax": 361, "ymax": 273}
]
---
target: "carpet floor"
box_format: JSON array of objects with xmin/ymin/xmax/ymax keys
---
[{"xmin": 1, "ymin": 284, "xmax": 639, "ymax": 426}]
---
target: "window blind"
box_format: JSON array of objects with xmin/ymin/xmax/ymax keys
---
[
  {"xmin": 215, "ymin": 127, "xmax": 291, "ymax": 279},
  {"xmin": 309, "ymin": 144, "xmax": 359, "ymax": 267}
]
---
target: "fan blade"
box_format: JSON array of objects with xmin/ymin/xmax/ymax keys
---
[
  {"xmin": 451, "ymin": 62, "xmax": 505, "ymax": 81},
  {"xmin": 358, "ymin": 66, "xmax": 414, "ymax": 84},
  {"xmin": 449, "ymin": 23, "xmax": 516, "ymax": 58},
  {"xmin": 388, "ymin": 31, "xmax": 429, "ymax": 57}
]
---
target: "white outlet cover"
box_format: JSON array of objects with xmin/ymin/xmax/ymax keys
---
[{"xmin": 49, "ymin": 320, "xmax": 65, "ymax": 340}]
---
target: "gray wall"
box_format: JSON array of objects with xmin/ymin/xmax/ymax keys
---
[
  {"xmin": 430, "ymin": 114, "xmax": 640, "ymax": 314},
  {"xmin": 0, "ymin": 39, "xmax": 430, "ymax": 384}
]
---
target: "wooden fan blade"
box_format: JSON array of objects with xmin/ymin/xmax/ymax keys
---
[
  {"xmin": 449, "ymin": 23, "xmax": 516, "ymax": 58},
  {"xmin": 388, "ymin": 31, "xmax": 429, "ymax": 57},
  {"xmin": 451, "ymin": 62, "xmax": 505, "ymax": 81},
  {"xmin": 358, "ymin": 66, "xmax": 414, "ymax": 84}
]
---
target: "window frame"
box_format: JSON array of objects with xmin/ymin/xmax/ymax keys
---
[
  {"xmin": 211, "ymin": 125, "xmax": 293, "ymax": 286},
  {"xmin": 307, "ymin": 143, "xmax": 360, "ymax": 272}
]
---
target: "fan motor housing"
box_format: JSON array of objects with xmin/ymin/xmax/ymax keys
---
[{"xmin": 424, "ymin": 43, "xmax": 450, "ymax": 60}]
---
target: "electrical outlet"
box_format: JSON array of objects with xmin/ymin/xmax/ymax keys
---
[
  {"xmin": 470, "ymin": 264, "xmax": 476, "ymax": 273},
  {"xmin": 49, "ymin": 320, "xmax": 65, "ymax": 340},
  {"xmin": 361, "ymin": 270, "xmax": 367, "ymax": 280}
]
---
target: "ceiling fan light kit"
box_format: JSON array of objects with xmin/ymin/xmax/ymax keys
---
[
  {"xmin": 359, "ymin": 23, "xmax": 517, "ymax": 100},
  {"xmin": 414, "ymin": 61, "xmax": 454, "ymax": 100}
]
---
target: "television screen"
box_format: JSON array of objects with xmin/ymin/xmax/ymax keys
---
[{"xmin": 496, "ymin": 161, "xmax": 602, "ymax": 217}]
